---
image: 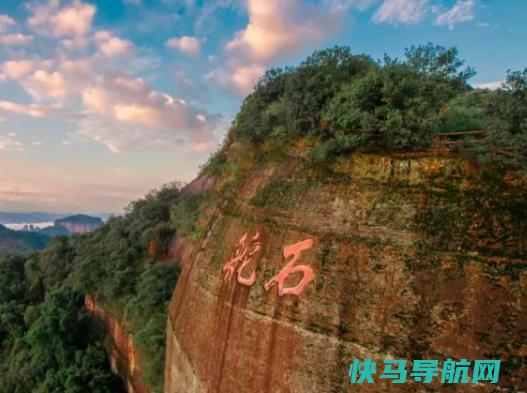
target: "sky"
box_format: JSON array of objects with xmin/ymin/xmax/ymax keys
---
[{"xmin": 0, "ymin": 0, "xmax": 525, "ymax": 213}]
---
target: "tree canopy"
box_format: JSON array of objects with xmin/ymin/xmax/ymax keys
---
[{"xmin": 229, "ymin": 43, "xmax": 527, "ymax": 168}]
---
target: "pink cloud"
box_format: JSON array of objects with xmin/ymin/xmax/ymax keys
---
[
  {"xmin": 213, "ymin": 0, "xmax": 342, "ymax": 95},
  {"xmin": 27, "ymin": 0, "xmax": 96, "ymax": 37},
  {"xmin": 2, "ymin": 60, "xmax": 38, "ymax": 79},
  {"xmin": 95, "ymin": 30, "xmax": 134, "ymax": 57},
  {"xmin": 22, "ymin": 69, "xmax": 68, "ymax": 101},
  {"xmin": 0, "ymin": 100, "xmax": 67, "ymax": 118},
  {"xmin": 0, "ymin": 33, "xmax": 34, "ymax": 46},
  {"xmin": 166, "ymin": 36, "xmax": 202, "ymax": 56},
  {"xmin": 226, "ymin": 0, "xmax": 336, "ymax": 62},
  {"xmin": 79, "ymin": 74, "xmax": 221, "ymax": 152},
  {"xmin": 0, "ymin": 2, "xmax": 221, "ymax": 155}
]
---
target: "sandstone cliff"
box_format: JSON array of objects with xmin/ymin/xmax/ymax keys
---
[
  {"xmin": 164, "ymin": 151, "xmax": 527, "ymax": 392},
  {"xmin": 85, "ymin": 295, "xmax": 150, "ymax": 393}
]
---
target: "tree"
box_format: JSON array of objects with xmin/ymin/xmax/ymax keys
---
[
  {"xmin": 404, "ymin": 43, "xmax": 476, "ymax": 83},
  {"xmin": 488, "ymin": 68, "xmax": 527, "ymax": 135},
  {"xmin": 283, "ymin": 47, "xmax": 375, "ymax": 134}
]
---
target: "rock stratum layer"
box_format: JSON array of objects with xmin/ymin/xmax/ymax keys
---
[
  {"xmin": 85, "ymin": 295, "xmax": 150, "ymax": 393},
  {"xmin": 164, "ymin": 153, "xmax": 527, "ymax": 393}
]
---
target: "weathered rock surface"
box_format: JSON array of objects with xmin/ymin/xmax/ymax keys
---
[
  {"xmin": 164, "ymin": 154, "xmax": 527, "ymax": 393},
  {"xmin": 85, "ymin": 295, "xmax": 150, "ymax": 393},
  {"xmin": 56, "ymin": 215, "xmax": 103, "ymax": 234}
]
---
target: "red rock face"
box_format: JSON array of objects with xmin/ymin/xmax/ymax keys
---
[
  {"xmin": 165, "ymin": 236, "xmax": 194, "ymax": 263},
  {"xmin": 164, "ymin": 155, "xmax": 527, "ymax": 393},
  {"xmin": 85, "ymin": 295, "xmax": 150, "ymax": 393}
]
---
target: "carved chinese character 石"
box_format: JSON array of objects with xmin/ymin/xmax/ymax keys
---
[
  {"xmin": 222, "ymin": 232, "xmax": 261, "ymax": 286},
  {"xmin": 264, "ymin": 238, "xmax": 314, "ymax": 296}
]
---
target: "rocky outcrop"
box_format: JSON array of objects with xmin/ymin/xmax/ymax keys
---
[
  {"xmin": 165, "ymin": 236, "xmax": 194, "ymax": 263},
  {"xmin": 85, "ymin": 295, "xmax": 150, "ymax": 393},
  {"xmin": 181, "ymin": 176, "xmax": 217, "ymax": 197},
  {"xmin": 164, "ymin": 154, "xmax": 527, "ymax": 392},
  {"xmin": 56, "ymin": 215, "xmax": 103, "ymax": 234}
]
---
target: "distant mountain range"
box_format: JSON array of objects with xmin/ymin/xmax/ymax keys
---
[
  {"xmin": 0, "ymin": 214, "xmax": 106, "ymax": 256},
  {"xmin": 0, "ymin": 211, "xmax": 115, "ymax": 224}
]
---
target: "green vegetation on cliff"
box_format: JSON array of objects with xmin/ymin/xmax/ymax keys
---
[{"xmin": 228, "ymin": 43, "xmax": 527, "ymax": 168}]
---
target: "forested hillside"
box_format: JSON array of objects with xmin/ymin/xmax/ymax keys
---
[{"xmin": 0, "ymin": 186, "xmax": 188, "ymax": 393}]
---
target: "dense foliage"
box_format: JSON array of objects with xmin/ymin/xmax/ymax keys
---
[
  {"xmin": 0, "ymin": 254, "xmax": 123, "ymax": 393},
  {"xmin": 230, "ymin": 43, "xmax": 527, "ymax": 167},
  {"xmin": 0, "ymin": 183, "xmax": 198, "ymax": 393}
]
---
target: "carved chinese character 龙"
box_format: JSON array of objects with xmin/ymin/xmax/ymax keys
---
[{"xmin": 222, "ymin": 232, "xmax": 261, "ymax": 286}]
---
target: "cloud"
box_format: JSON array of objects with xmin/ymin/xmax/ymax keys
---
[
  {"xmin": 1, "ymin": 69, "xmax": 222, "ymax": 154},
  {"xmin": 1, "ymin": 1, "xmax": 221, "ymax": 155},
  {"xmin": 27, "ymin": 0, "xmax": 96, "ymax": 37},
  {"xmin": 2, "ymin": 56, "xmax": 101, "ymax": 103},
  {"xmin": 329, "ymin": 0, "xmax": 379, "ymax": 12},
  {"xmin": 0, "ymin": 100, "xmax": 68, "ymax": 118},
  {"xmin": 0, "ymin": 33, "xmax": 34, "ymax": 46},
  {"xmin": 166, "ymin": 36, "xmax": 202, "ymax": 56},
  {"xmin": 0, "ymin": 70, "xmax": 223, "ymax": 154},
  {"xmin": 95, "ymin": 31, "xmax": 134, "ymax": 57},
  {"xmin": 213, "ymin": 0, "xmax": 342, "ymax": 95},
  {"xmin": 0, "ymin": 132, "xmax": 23, "ymax": 151},
  {"xmin": 2, "ymin": 60, "xmax": 39, "ymax": 79},
  {"xmin": 373, "ymin": 0, "xmax": 429, "ymax": 25},
  {"xmin": 474, "ymin": 81, "xmax": 503, "ymax": 90},
  {"xmin": 22, "ymin": 70, "xmax": 69, "ymax": 101},
  {"xmin": 207, "ymin": 63, "xmax": 266, "ymax": 96},
  {"xmin": 78, "ymin": 75, "xmax": 222, "ymax": 153},
  {"xmin": 0, "ymin": 13, "xmax": 32, "ymax": 46},
  {"xmin": 0, "ymin": 14, "xmax": 17, "ymax": 32},
  {"xmin": 226, "ymin": 0, "xmax": 338, "ymax": 63},
  {"xmin": 435, "ymin": 0, "xmax": 476, "ymax": 29},
  {"xmin": 0, "ymin": 155, "xmax": 180, "ymax": 212}
]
